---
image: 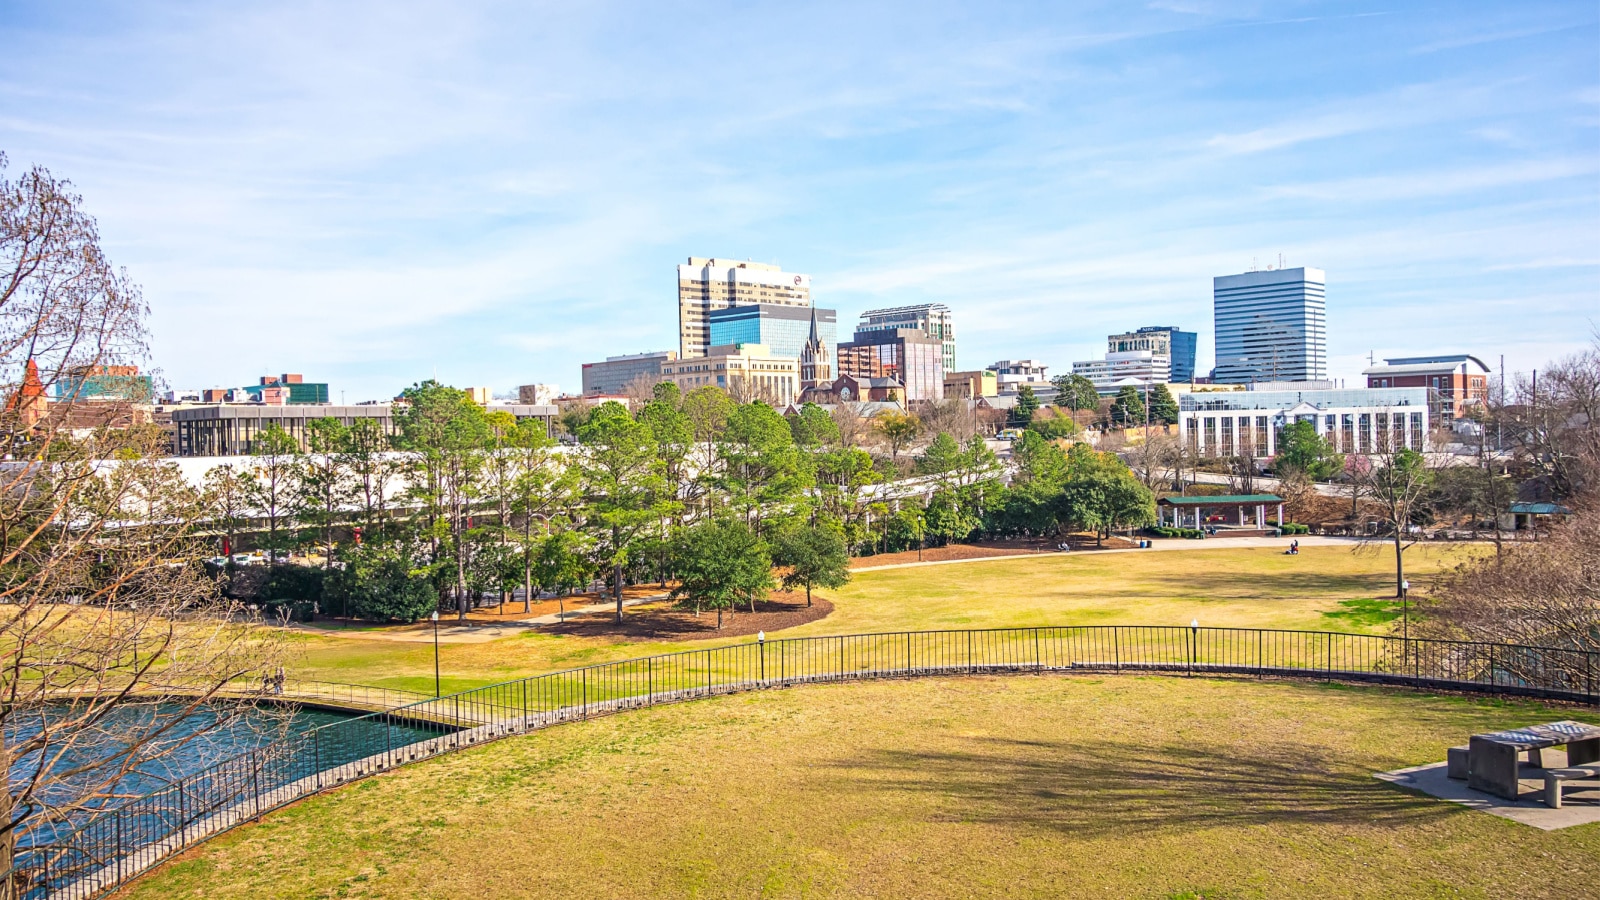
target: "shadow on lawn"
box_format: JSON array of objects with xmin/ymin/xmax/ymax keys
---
[{"xmin": 825, "ymin": 736, "xmax": 1451, "ymax": 834}]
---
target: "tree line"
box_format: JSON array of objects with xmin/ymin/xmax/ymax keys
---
[{"xmin": 196, "ymin": 379, "xmax": 1157, "ymax": 625}]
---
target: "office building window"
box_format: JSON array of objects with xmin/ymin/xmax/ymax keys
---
[
  {"xmin": 1410, "ymin": 412, "xmax": 1424, "ymax": 450},
  {"xmin": 1358, "ymin": 414, "xmax": 1372, "ymax": 454},
  {"xmin": 1220, "ymin": 416, "xmax": 1234, "ymax": 457}
]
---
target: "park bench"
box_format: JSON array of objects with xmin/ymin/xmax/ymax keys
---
[{"xmin": 1542, "ymin": 765, "xmax": 1600, "ymax": 809}]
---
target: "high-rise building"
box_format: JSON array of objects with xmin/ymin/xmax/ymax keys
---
[
  {"xmin": 708, "ymin": 303, "xmax": 835, "ymax": 360},
  {"xmin": 799, "ymin": 308, "xmax": 833, "ymax": 389},
  {"xmin": 1108, "ymin": 327, "xmax": 1197, "ymax": 383},
  {"xmin": 1212, "ymin": 267, "xmax": 1326, "ymax": 384},
  {"xmin": 580, "ymin": 350, "xmax": 677, "ymax": 395},
  {"xmin": 677, "ymin": 258, "xmax": 811, "ymax": 359},
  {"xmin": 855, "ymin": 304, "xmax": 956, "ymax": 373},
  {"xmin": 837, "ymin": 328, "xmax": 945, "ymax": 402}
]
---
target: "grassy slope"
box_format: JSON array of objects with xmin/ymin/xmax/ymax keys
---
[
  {"xmin": 122, "ymin": 674, "xmax": 1599, "ymax": 900},
  {"xmin": 289, "ymin": 544, "xmax": 1476, "ymax": 694}
]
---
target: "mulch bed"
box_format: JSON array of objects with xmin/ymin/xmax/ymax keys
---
[
  {"xmin": 538, "ymin": 590, "xmax": 832, "ymax": 641},
  {"xmin": 851, "ymin": 535, "xmax": 1137, "ymax": 569}
]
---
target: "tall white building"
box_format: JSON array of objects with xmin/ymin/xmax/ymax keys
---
[
  {"xmin": 1212, "ymin": 267, "xmax": 1327, "ymax": 385},
  {"xmin": 677, "ymin": 258, "xmax": 811, "ymax": 360},
  {"xmin": 856, "ymin": 303, "xmax": 956, "ymax": 373}
]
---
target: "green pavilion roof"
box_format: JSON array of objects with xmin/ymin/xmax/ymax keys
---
[{"xmin": 1157, "ymin": 494, "xmax": 1283, "ymax": 507}]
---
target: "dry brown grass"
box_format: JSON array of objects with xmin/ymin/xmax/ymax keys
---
[{"xmin": 120, "ymin": 674, "xmax": 1598, "ymax": 900}]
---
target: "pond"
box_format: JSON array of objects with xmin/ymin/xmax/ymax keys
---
[{"xmin": 8, "ymin": 701, "xmax": 446, "ymax": 852}]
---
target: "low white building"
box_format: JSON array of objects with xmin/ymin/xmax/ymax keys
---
[
  {"xmin": 1179, "ymin": 386, "xmax": 1430, "ymax": 459},
  {"xmin": 992, "ymin": 359, "xmax": 1051, "ymax": 394},
  {"xmin": 1071, "ymin": 350, "xmax": 1172, "ymax": 394}
]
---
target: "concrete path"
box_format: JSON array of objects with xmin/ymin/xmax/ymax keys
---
[{"xmin": 852, "ymin": 535, "xmax": 1366, "ymax": 572}]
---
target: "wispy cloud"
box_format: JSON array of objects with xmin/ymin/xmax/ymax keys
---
[{"xmin": 0, "ymin": 0, "xmax": 1594, "ymax": 396}]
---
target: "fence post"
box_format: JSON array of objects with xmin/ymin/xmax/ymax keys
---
[
  {"xmin": 386, "ymin": 716, "xmax": 393, "ymax": 765},
  {"xmin": 314, "ymin": 728, "xmax": 322, "ymax": 788},
  {"xmin": 1034, "ymin": 628, "xmax": 1042, "ymax": 673},
  {"xmin": 839, "ymin": 636, "xmax": 845, "ymax": 680},
  {"xmin": 647, "ymin": 657, "xmax": 653, "ymax": 704},
  {"xmin": 1588, "ymin": 652, "xmax": 1595, "ymax": 706},
  {"xmin": 759, "ymin": 640, "xmax": 766, "ymax": 685},
  {"xmin": 1187, "ymin": 625, "xmax": 1195, "ymax": 674},
  {"xmin": 1256, "ymin": 629, "xmax": 1262, "ymax": 677},
  {"xmin": 521, "ymin": 678, "xmax": 528, "ymax": 728},
  {"xmin": 967, "ymin": 631, "xmax": 973, "ymax": 674},
  {"xmin": 116, "ymin": 809, "xmax": 124, "ymax": 886},
  {"xmin": 582, "ymin": 669, "xmax": 589, "ymax": 718},
  {"xmin": 906, "ymin": 632, "xmax": 912, "ymax": 675},
  {"xmin": 1113, "ymin": 626, "xmax": 1120, "ymax": 669},
  {"xmin": 1488, "ymin": 644, "xmax": 1496, "ymax": 692},
  {"xmin": 178, "ymin": 778, "xmax": 188, "ymax": 845}
]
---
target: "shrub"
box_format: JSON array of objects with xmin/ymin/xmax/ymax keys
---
[{"xmin": 323, "ymin": 544, "xmax": 437, "ymax": 622}]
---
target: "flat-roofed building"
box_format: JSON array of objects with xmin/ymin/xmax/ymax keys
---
[
  {"xmin": 1213, "ymin": 267, "xmax": 1327, "ymax": 384},
  {"xmin": 1179, "ymin": 386, "xmax": 1429, "ymax": 460},
  {"xmin": 838, "ymin": 328, "xmax": 945, "ymax": 402},
  {"xmin": 171, "ymin": 404, "xmax": 557, "ymax": 457},
  {"xmin": 580, "ymin": 350, "xmax": 677, "ymax": 396},
  {"xmin": 709, "ymin": 303, "xmax": 835, "ymax": 360},
  {"xmin": 660, "ymin": 343, "xmax": 800, "ymax": 405},
  {"xmin": 992, "ymin": 359, "xmax": 1050, "ymax": 394},
  {"xmin": 1071, "ymin": 350, "xmax": 1172, "ymax": 394},
  {"xmin": 856, "ymin": 303, "xmax": 956, "ymax": 373},
  {"xmin": 677, "ymin": 257, "xmax": 811, "ymax": 359},
  {"xmin": 1108, "ymin": 327, "xmax": 1197, "ymax": 383},
  {"xmin": 944, "ymin": 369, "xmax": 997, "ymax": 399},
  {"xmin": 1362, "ymin": 354, "xmax": 1489, "ymax": 422}
]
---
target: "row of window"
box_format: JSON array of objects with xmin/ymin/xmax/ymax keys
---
[{"xmin": 1185, "ymin": 410, "xmax": 1426, "ymax": 457}]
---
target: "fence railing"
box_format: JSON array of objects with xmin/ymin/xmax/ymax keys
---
[{"xmin": 13, "ymin": 626, "xmax": 1598, "ymax": 899}]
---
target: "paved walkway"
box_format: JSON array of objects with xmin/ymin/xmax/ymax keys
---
[{"xmin": 852, "ymin": 535, "xmax": 1366, "ymax": 572}]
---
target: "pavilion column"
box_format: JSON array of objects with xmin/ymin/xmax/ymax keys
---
[{"xmin": 1277, "ymin": 504, "xmax": 1283, "ymax": 526}]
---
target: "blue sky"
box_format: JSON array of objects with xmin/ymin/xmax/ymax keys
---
[{"xmin": 2, "ymin": 0, "xmax": 1596, "ymax": 401}]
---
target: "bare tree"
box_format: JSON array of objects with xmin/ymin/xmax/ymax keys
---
[
  {"xmin": 1351, "ymin": 443, "xmax": 1438, "ymax": 634},
  {"xmin": 1, "ymin": 156, "xmax": 283, "ymax": 893},
  {"xmin": 1420, "ymin": 493, "xmax": 1598, "ymax": 658},
  {"xmin": 830, "ymin": 402, "xmax": 867, "ymax": 449},
  {"xmin": 1495, "ymin": 340, "xmax": 1600, "ymax": 501},
  {"xmin": 622, "ymin": 373, "xmax": 660, "ymax": 406}
]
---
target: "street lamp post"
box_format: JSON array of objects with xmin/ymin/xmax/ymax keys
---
[{"xmin": 430, "ymin": 610, "xmax": 440, "ymax": 698}]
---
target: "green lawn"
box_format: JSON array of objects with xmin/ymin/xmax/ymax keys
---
[
  {"xmin": 121, "ymin": 674, "xmax": 1600, "ymax": 899},
  {"xmin": 288, "ymin": 543, "xmax": 1476, "ymax": 694}
]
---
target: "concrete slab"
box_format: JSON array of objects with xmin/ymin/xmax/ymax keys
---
[{"xmin": 1376, "ymin": 750, "xmax": 1600, "ymax": 830}]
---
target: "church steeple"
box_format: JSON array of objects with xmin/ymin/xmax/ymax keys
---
[{"xmin": 799, "ymin": 307, "xmax": 831, "ymax": 389}]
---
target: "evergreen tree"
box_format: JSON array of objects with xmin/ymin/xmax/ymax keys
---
[
  {"xmin": 670, "ymin": 518, "xmax": 774, "ymax": 626},
  {"xmin": 1110, "ymin": 386, "xmax": 1146, "ymax": 427},
  {"xmin": 771, "ymin": 520, "xmax": 851, "ymax": 606},
  {"xmin": 1147, "ymin": 384, "xmax": 1180, "ymax": 425},
  {"xmin": 1011, "ymin": 384, "xmax": 1040, "ymax": 427}
]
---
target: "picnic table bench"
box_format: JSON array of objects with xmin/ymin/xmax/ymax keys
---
[{"xmin": 1468, "ymin": 720, "xmax": 1600, "ymax": 802}]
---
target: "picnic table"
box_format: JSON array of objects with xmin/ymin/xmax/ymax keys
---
[{"xmin": 1468, "ymin": 720, "xmax": 1600, "ymax": 800}]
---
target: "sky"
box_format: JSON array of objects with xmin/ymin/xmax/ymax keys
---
[{"xmin": 1, "ymin": 0, "xmax": 1596, "ymax": 402}]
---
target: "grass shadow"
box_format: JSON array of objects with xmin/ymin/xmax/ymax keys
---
[{"xmin": 823, "ymin": 735, "xmax": 1455, "ymax": 836}]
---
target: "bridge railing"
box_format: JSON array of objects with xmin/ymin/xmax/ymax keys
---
[{"xmin": 14, "ymin": 626, "xmax": 1598, "ymax": 899}]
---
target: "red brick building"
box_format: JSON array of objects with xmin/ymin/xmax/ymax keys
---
[{"xmin": 1362, "ymin": 354, "xmax": 1489, "ymax": 422}]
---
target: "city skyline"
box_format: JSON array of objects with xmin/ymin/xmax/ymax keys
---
[{"xmin": 1, "ymin": 2, "xmax": 1595, "ymax": 401}]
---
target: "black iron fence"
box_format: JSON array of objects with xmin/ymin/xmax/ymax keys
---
[{"xmin": 12, "ymin": 625, "xmax": 1598, "ymax": 898}]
